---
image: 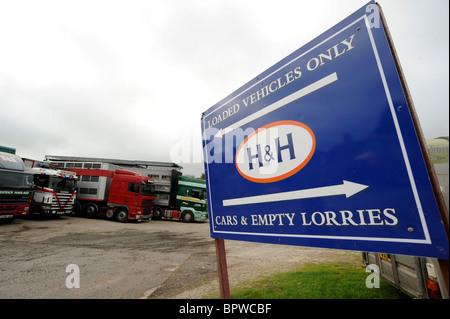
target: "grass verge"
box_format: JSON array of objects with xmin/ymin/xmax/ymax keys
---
[{"xmin": 228, "ymin": 262, "xmax": 409, "ymax": 299}]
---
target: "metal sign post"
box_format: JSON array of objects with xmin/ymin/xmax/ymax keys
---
[{"xmin": 202, "ymin": 0, "xmax": 449, "ymax": 297}]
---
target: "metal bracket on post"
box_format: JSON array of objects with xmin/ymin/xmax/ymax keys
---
[{"xmin": 215, "ymin": 238, "xmax": 230, "ymax": 299}]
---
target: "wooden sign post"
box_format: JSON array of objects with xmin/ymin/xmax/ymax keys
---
[{"xmin": 215, "ymin": 238, "xmax": 230, "ymax": 299}]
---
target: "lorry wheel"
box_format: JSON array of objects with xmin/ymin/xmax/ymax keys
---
[
  {"xmin": 116, "ymin": 209, "xmax": 128, "ymax": 223},
  {"xmin": 105, "ymin": 209, "xmax": 115, "ymax": 220},
  {"xmin": 152, "ymin": 207, "xmax": 163, "ymax": 220},
  {"xmin": 84, "ymin": 204, "xmax": 98, "ymax": 218},
  {"xmin": 181, "ymin": 211, "xmax": 194, "ymax": 223}
]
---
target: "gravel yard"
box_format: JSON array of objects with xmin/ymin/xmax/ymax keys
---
[{"xmin": 0, "ymin": 216, "xmax": 360, "ymax": 299}]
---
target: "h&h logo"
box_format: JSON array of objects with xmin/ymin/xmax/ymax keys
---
[{"xmin": 235, "ymin": 121, "xmax": 315, "ymax": 183}]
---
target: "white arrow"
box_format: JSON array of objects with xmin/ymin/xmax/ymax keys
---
[{"xmin": 222, "ymin": 180, "xmax": 369, "ymax": 207}]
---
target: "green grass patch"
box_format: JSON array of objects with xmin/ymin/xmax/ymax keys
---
[{"xmin": 229, "ymin": 262, "xmax": 409, "ymax": 299}]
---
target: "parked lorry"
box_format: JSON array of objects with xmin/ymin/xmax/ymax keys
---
[
  {"xmin": 152, "ymin": 171, "xmax": 208, "ymax": 223},
  {"xmin": 0, "ymin": 150, "xmax": 34, "ymax": 221},
  {"xmin": 362, "ymin": 137, "xmax": 449, "ymax": 299},
  {"xmin": 23, "ymin": 159, "xmax": 77, "ymax": 217},
  {"xmin": 48, "ymin": 161, "xmax": 155, "ymax": 222},
  {"xmin": 44, "ymin": 155, "xmax": 208, "ymax": 222}
]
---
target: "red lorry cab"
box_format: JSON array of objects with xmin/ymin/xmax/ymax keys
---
[{"xmin": 106, "ymin": 169, "xmax": 155, "ymax": 222}]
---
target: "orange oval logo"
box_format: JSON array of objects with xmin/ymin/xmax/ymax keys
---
[{"xmin": 235, "ymin": 121, "xmax": 316, "ymax": 183}]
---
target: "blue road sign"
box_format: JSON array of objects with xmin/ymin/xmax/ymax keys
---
[{"xmin": 201, "ymin": 1, "xmax": 449, "ymax": 258}]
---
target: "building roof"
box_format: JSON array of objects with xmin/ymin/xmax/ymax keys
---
[{"xmin": 44, "ymin": 155, "xmax": 182, "ymax": 170}]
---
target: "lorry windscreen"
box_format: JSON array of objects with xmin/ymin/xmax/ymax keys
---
[
  {"xmin": 34, "ymin": 175, "xmax": 77, "ymax": 193},
  {"xmin": 60, "ymin": 179, "xmax": 77, "ymax": 193},
  {"xmin": 0, "ymin": 170, "xmax": 33, "ymax": 189},
  {"xmin": 141, "ymin": 183, "xmax": 155, "ymax": 196},
  {"xmin": 192, "ymin": 189, "xmax": 207, "ymax": 200}
]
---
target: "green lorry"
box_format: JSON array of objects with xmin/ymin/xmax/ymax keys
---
[{"xmin": 152, "ymin": 171, "xmax": 208, "ymax": 223}]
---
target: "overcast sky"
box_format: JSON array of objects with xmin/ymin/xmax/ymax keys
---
[{"xmin": 0, "ymin": 0, "xmax": 448, "ymax": 177}]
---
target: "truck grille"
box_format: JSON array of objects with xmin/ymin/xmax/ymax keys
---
[
  {"xmin": 142, "ymin": 199, "xmax": 154, "ymax": 206},
  {"xmin": 52, "ymin": 193, "xmax": 74, "ymax": 209},
  {"xmin": 142, "ymin": 199, "xmax": 153, "ymax": 216}
]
